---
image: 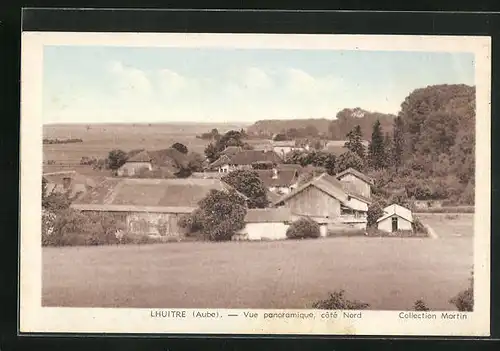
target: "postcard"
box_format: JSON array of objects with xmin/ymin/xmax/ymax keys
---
[{"xmin": 20, "ymin": 32, "xmax": 491, "ymax": 336}]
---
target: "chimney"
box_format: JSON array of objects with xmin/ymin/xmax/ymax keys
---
[{"xmin": 272, "ymin": 167, "xmax": 279, "ymax": 179}]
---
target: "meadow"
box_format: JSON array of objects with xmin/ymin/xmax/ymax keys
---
[
  {"xmin": 43, "ymin": 214, "xmax": 473, "ymax": 310},
  {"xmin": 43, "ymin": 123, "xmax": 264, "ymax": 166}
]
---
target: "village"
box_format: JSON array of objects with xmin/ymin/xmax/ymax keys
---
[{"xmin": 42, "ymin": 132, "xmax": 423, "ymax": 243}]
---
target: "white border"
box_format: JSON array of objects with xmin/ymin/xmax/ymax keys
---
[{"xmin": 20, "ymin": 32, "xmax": 491, "ymax": 336}]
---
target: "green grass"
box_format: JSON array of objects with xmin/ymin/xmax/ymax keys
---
[{"xmin": 43, "ymin": 223, "xmax": 473, "ymax": 310}]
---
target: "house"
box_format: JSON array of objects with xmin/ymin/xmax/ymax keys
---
[
  {"xmin": 272, "ymin": 140, "xmax": 307, "ymax": 158},
  {"xmin": 117, "ymin": 148, "xmax": 187, "ymax": 177},
  {"xmin": 210, "ymin": 150, "xmax": 283, "ymax": 173},
  {"xmin": 273, "ymin": 173, "xmax": 371, "ymax": 230},
  {"xmin": 71, "ymin": 177, "xmax": 245, "ymax": 237},
  {"xmin": 233, "ymin": 207, "xmax": 291, "ymax": 241},
  {"xmin": 376, "ymin": 204, "xmax": 414, "ymax": 233},
  {"xmin": 323, "ymin": 140, "xmax": 370, "ymax": 155},
  {"xmin": 117, "ymin": 150, "xmax": 153, "ymax": 176},
  {"xmin": 255, "ymin": 168, "xmax": 300, "ymax": 195},
  {"xmin": 335, "ymin": 167, "xmax": 374, "ymax": 199},
  {"xmin": 43, "ymin": 170, "xmax": 98, "ymax": 199}
]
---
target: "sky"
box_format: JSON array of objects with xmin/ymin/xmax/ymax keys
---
[{"xmin": 42, "ymin": 46, "xmax": 475, "ymax": 124}]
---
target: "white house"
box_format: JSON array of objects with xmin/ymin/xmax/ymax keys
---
[
  {"xmin": 117, "ymin": 150, "xmax": 153, "ymax": 177},
  {"xmin": 233, "ymin": 208, "xmax": 291, "ymax": 241},
  {"xmin": 272, "ymin": 141, "xmax": 307, "ymax": 158},
  {"xmin": 376, "ymin": 204, "xmax": 414, "ymax": 233}
]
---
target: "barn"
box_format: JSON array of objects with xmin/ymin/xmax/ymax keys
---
[
  {"xmin": 233, "ymin": 208, "xmax": 291, "ymax": 241},
  {"xmin": 335, "ymin": 167, "xmax": 374, "ymax": 200},
  {"xmin": 376, "ymin": 204, "xmax": 414, "ymax": 233},
  {"xmin": 273, "ymin": 173, "xmax": 371, "ymax": 230},
  {"xmin": 70, "ymin": 177, "xmax": 242, "ymax": 238}
]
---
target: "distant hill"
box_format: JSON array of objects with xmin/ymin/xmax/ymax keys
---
[
  {"xmin": 328, "ymin": 108, "xmax": 396, "ymax": 140},
  {"xmin": 246, "ymin": 119, "xmax": 332, "ymax": 137}
]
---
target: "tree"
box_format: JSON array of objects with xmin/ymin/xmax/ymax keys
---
[
  {"xmin": 344, "ymin": 125, "xmax": 365, "ymax": 159},
  {"xmin": 392, "ymin": 116, "xmax": 405, "ymax": 168},
  {"xmin": 368, "ymin": 120, "xmax": 386, "ymax": 170},
  {"xmin": 198, "ymin": 189, "xmax": 247, "ymax": 241},
  {"xmin": 367, "ymin": 202, "xmax": 384, "ymax": 227},
  {"xmin": 187, "ymin": 152, "xmax": 205, "ymax": 172},
  {"xmin": 171, "ymin": 142, "xmax": 188, "ymax": 154},
  {"xmin": 222, "ymin": 170, "xmax": 269, "ymax": 208},
  {"xmin": 107, "ymin": 149, "xmax": 128, "ymax": 170},
  {"xmin": 204, "ymin": 143, "xmax": 219, "ymax": 164},
  {"xmin": 335, "ymin": 151, "xmax": 364, "ymax": 174}
]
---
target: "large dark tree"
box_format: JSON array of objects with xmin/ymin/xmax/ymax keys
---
[
  {"xmin": 198, "ymin": 189, "xmax": 247, "ymax": 241},
  {"xmin": 368, "ymin": 120, "xmax": 385, "ymax": 170},
  {"xmin": 107, "ymin": 149, "xmax": 128, "ymax": 170},
  {"xmin": 392, "ymin": 116, "xmax": 405, "ymax": 168},
  {"xmin": 335, "ymin": 150, "xmax": 364, "ymax": 174},
  {"xmin": 171, "ymin": 142, "xmax": 188, "ymax": 154},
  {"xmin": 344, "ymin": 125, "xmax": 365, "ymax": 159},
  {"xmin": 222, "ymin": 170, "xmax": 269, "ymax": 208}
]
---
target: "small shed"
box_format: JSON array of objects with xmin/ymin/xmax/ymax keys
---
[
  {"xmin": 235, "ymin": 208, "xmax": 291, "ymax": 241},
  {"xmin": 376, "ymin": 204, "xmax": 414, "ymax": 233}
]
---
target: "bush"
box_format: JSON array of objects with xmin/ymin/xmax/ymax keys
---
[
  {"xmin": 312, "ymin": 290, "xmax": 370, "ymax": 310},
  {"xmin": 414, "ymin": 299, "xmax": 430, "ymax": 311},
  {"xmin": 286, "ymin": 218, "xmax": 320, "ymax": 239},
  {"xmin": 42, "ymin": 210, "xmax": 126, "ymax": 247},
  {"xmin": 412, "ymin": 217, "xmax": 428, "ymax": 235},
  {"xmin": 198, "ymin": 190, "xmax": 247, "ymax": 241},
  {"xmin": 450, "ymin": 271, "xmax": 474, "ymax": 311},
  {"xmin": 367, "ymin": 202, "xmax": 385, "ymax": 227},
  {"xmin": 178, "ymin": 209, "xmax": 204, "ymax": 234}
]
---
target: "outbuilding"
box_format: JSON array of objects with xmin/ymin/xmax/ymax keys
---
[
  {"xmin": 376, "ymin": 204, "xmax": 414, "ymax": 233},
  {"xmin": 234, "ymin": 208, "xmax": 291, "ymax": 241}
]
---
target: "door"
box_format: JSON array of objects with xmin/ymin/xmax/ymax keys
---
[{"xmin": 391, "ymin": 216, "xmax": 398, "ymax": 232}]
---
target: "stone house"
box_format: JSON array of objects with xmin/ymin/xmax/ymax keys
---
[
  {"xmin": 116, "ymin": 148, "xmax": 188, "ymax": 178},
  {"xmin": 70, "ymin": 177, "xmax": 244, "ymax": 237},
  {"xmin": 210, "ymin": 150, "xmax": 283, "ymax": 173}
]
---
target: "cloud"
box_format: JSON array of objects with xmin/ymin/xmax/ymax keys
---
[
  {"xmin": 158, "ymin": 68, "xmax": 191, "ymax": 95},
  {"xmin": 240, "ymin": 67, "xmax": 274, "ymax": 90},
  {"xmin": 284, "ymin": 68, "xmax": 341, "ymax": 96},
  {"xmin": 108, "ymin": 60, "xmax": 152, "ymax": 96}
]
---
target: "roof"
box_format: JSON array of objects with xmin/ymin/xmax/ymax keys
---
[
  {"xmin": 336, "ymin": 168, "xmax": 374, "ymax": 185},
  {"xmin": 71, "ymin": 177, "xmax": 244, "ymax": 213},
  {"xmin": 272, "ymin": 141, "xmax": 297, "ymax": 147},
  {"xmin": 221, "ymin": 146, "xmax": 243, "ymax": 156},
  {"xmin": 266, "ymin": 189, "xmax": 281, "ymax": 204},
  {"xmin": 190, "ymin": 172, "xmax": 225, "ymax": 179},
  {"xmin": 244, "ymin": 208, "xmax": 291, "ymax": 223},
  {"xmin": 43, "ymin": 170, "xmax": 98, "ymax": 188},
  {"xmin": 210, "ymin": 154, "xmax": 232, "ymax": 168},
  {"xmin": 277, "ymin": 163, "xmax": 303, "ymax": 171},
  {"xmin": 273, "ymin": 173, "xmax": 348, "ymax": 206},
  {"xmin": 255, "ymin": 169, "xmax": 298, "ymax": 187},
  {"xmin": 377, "ymin": 204, "xmax": 414, "ymax": 223},
  {"xmin": 148, "ymin": 148, "xmax": 189, "ymax": 168},
  {"xmin": 127, "ymin": 150, "xmax": 152, "ymax": 162},
  {"xmin": 229, "ymin": 150, "xmax": 283, "ymax": 165}
]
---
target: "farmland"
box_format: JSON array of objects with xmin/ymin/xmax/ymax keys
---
[
  {"xmin": 43, "ymin": 214, "xmax": 473, "ymax": 310},
  {"xmin": 43, "ymin": 123, "xmax": 263, "ymax": 167}
]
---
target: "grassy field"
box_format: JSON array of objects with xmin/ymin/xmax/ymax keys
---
[
  {"xmin": 416, "ymin": 213, "xmax": 474, "ymax": 238},
  {"xmin": 43, "ymin": 216, "xmax": 473, "ymax": 310},
  {"xmin": 43, "ymin": 123, "xmax": 266, "ymax": 165}
]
